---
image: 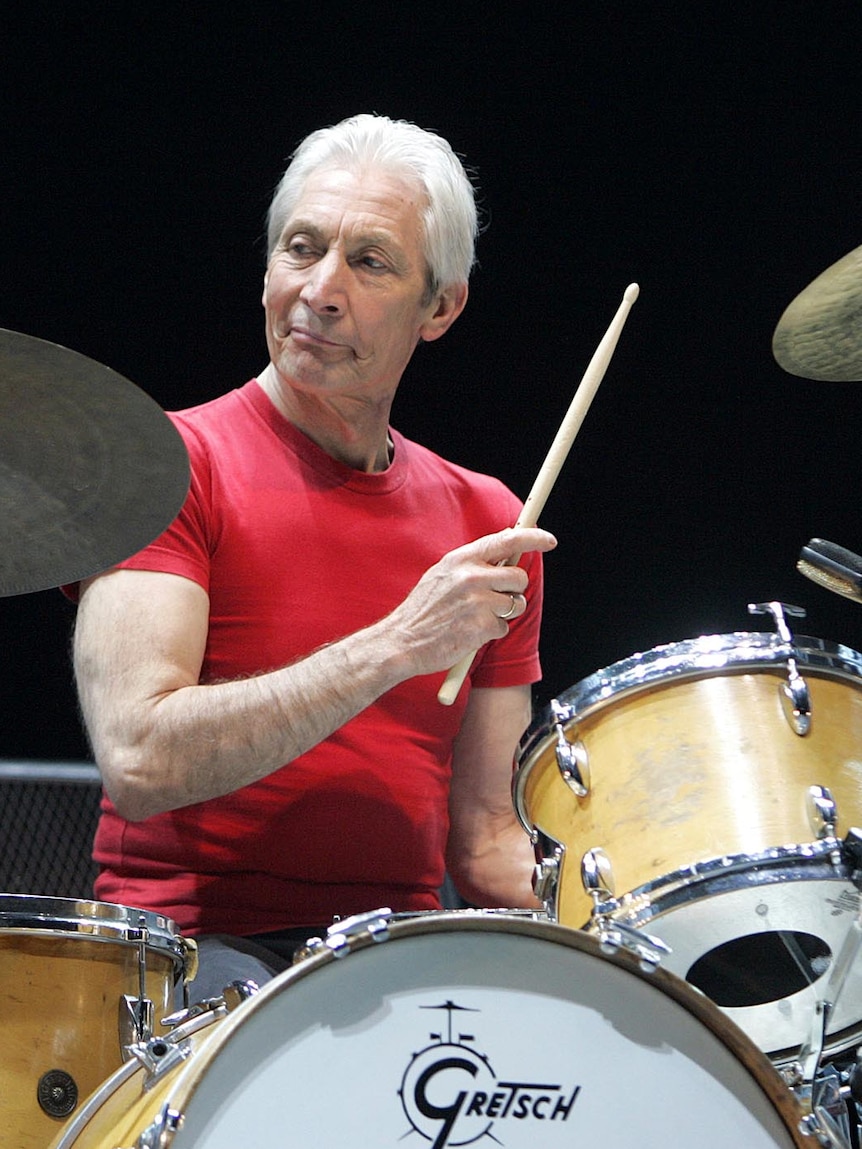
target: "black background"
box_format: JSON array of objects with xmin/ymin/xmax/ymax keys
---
[{"xmin": 2, "ymin": 2, "xmax": 861, "ymax": 763}]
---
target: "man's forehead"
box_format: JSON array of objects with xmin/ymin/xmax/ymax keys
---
[
  {"xmin": 286, "ymin": 165, "xmax": 425, "ymax": 230},
  {"xmin": 280, "ymin": 166, "xmax": 425, "ymax": 251}
]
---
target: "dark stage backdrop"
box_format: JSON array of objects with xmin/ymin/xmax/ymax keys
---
[{"xmin": 2, "ymin": 2, "xmax": 861, "ymax": 765}]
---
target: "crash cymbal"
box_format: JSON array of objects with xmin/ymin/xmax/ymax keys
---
[
  {"xmin": 0, "ymin": 329, "xmax": 189, "ymax": 596},
  {"xmin": 772, "ymin": 244, "xmax": 862, "ymax": 381}
]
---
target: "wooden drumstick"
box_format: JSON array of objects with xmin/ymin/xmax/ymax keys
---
[{"xmin": 437, "ymin": 283, "xmax": 640, "ymax": 706}]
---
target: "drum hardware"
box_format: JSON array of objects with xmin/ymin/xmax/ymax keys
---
[
  {"xmin": 748, "ymin": 601, "xmax": 811, "ymax": 735},
  {"xmin": 528, "ymin": 825, "xmax": 564, "ymax": 905},
  {"xmin": 796, "ymin": 1066, "xmax": 853, "ymax": 1149},
  {"xmin": 119, "ymin": 915, "xmax": 156, "ymax": 1054},
  {"xmin": 136, "ymin": 1103, "xmax": 183, "ymax": 1148},
  {"xmin": 161, "ymin": 979, "xmax": 259, "ymax": 1030},
  {"xmin": 46, "ymin": 1003, "xmax": 227, "ymax": 1149},
  {"xmin": 299, "ymin": 905, "xmax": 394, "ymax": 960},
  {"xmin": 782, "ymin": 1054, "xmax": 862, "ymax": 1149},
  {"xmin": 581, "ymin": 846, "xmax": 672, "ymax": 972},
  {"xmin": 808, "ymin": 786, "xmax": 840, "ymax": 844},
  {"xmin": 784, "ymin": 859, "xmax": 862, "ymax": 1148},
  {"xmin": 129, "ymin": 984, "xmax": 254, "ymax": 1087},
  {"xmin": 128, "ymin": 1033, "xmax": 196, "ymax": 1092},
  {"xmin": 550, "ymin": 697, "xmax": 590, "ymax": 794}
]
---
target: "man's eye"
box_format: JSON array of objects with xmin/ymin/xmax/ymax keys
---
[{"xmin": 360, "ymin": 255, "xmax": 387, "ymax": 270}]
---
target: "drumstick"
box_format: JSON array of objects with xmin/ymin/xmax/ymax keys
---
[{"xmin": 437, "ymin": 283, "xmax": 640, "ymax": 706}]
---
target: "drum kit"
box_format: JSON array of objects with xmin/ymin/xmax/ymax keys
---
[{"xmin": 0, "ymin": 243, "xmax": 860, "ymax": 1148}]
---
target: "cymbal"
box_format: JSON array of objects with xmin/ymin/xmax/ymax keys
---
[
  {"xmin": 772, "ymin": 244, "xmax": 862, "ymax": 381},
  {"xmin": 0, "ymin": 329, "xmax": 189, "ymax": 597}
]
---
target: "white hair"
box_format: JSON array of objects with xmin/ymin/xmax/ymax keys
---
[{"xmin": 266, "ymin": 114, "xmax": 478, "ymax": 295}]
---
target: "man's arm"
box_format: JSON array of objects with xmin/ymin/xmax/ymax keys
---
[
  {"xmin": 73, "ymin": 527, "xmax": 556, "ymax": 821},
  {"xmin": 445, "ymin": 683, "xmax": 540, "ymax": 908}
]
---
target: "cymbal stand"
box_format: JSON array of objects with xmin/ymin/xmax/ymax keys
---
[{"xmin": 788, "ymin": 831, "xmax": 862, "ymax": 1148}]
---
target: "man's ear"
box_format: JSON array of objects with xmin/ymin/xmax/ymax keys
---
[{"xmin": 419, "ymin": 282, "xmax": 469, "ymax": 343}]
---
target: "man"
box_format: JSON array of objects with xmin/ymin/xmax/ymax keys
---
[{"xmin": 72, "ymin": 114, "xmax": 557, "ymax": 999}]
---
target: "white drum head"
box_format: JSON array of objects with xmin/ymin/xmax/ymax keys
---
[{"xmin": 158, "ymin": 915, "xmax": 803, "ymax": 1148}]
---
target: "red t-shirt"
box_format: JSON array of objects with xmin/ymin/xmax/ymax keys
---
[{"xmin": 91, "ymin": 380, "xmax": 544, "ymax": 934}]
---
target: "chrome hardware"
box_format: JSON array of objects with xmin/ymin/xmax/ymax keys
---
[
  {"xmin": 581, "ymin": 847, "xmax": 671, "ymax": 972},
  {"xmin": 119, "ymin": 914, "xmax": 156, "ymax": 1054},
  {"xmin": 120, "ymin": 994, "xmax": 154, "ymax": 1056},
  {"xmin": 125, "ymin": 1033, "xmax": 195, "ymax": 1091},
  {"xmin": 137, "ymin": 1103, "xmax": 184, "ymax": 1148},
  {"xmin": 795, "ymin": 1064, "xmax": 854, "ymax": 1149},
  {"xmin": 159, "ymin": 979, "xmax": 256, "ymax": 1033},
  {"xmin": 222, "ymin": 978, "xmax": 259, "ymax": 1010},
  {"xmin": 532, "ymin": 856, "xmax": 559, "ymax": 905},
  {"xmin": 581, "ymin": 847, "xmax": 616, "ymax": 903},
  {"xmin": 748, "ymin": 601, "xmax": 812, "ymax": 735},
  {"xmin": 531, "ymin": 828, "xmax": 565, "ymax": 915},
  {"xmin": 796, "ymin": 901, "xmax": 862, "ymax": 1101},
  {"xmin": 550, "ymin": 698, "xmax": 590, "ymax": 796},
  {"xmin": 303, "ymin": 907, "xmax": 394, "ymax": 960},
  {"xmin": 808, "ymin": 785, "xmax": 839, "ymax": 840},
  {"xmin": 782, "ymin": 672, "xmax": 813, "ymax": 737},
  {"xmin": 593, "ymin": 918, "xmax": 673, "ymax": 973}
]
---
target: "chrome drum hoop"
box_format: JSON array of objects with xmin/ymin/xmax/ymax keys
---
[
  {"xmin": 517, "ymin": 631, "xmax": 862, "ymax": 777},
  {"xmin": 0, "ymin": 894, "xmax": 186, "ymax": 972}
]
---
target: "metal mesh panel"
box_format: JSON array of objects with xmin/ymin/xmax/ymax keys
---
[{"xmin": 0, "ymin": 762, "xmax": 101, "ymax": 898}]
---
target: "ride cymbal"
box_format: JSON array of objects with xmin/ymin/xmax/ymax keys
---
[
  {"xmin": 0, "ymin": 329, "xmax": 189, "ymax": 596},
  {"xmin": 772, "ymin": 244, "xmax": 862, "ymax": 382}
]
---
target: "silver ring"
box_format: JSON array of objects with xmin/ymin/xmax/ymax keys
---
[{"xmin": 499, "ymin": 593, "xmax": 518, "ymax": 620}]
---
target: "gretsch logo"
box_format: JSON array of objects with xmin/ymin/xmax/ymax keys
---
[{"xmin": 398, "ymin": 1000, "xmax": 581, "ymax": 1147}]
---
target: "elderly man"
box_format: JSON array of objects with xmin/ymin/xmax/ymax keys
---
[{"xmin": 71, "ymin": 113, "xmax": 556, "ymax": 998}]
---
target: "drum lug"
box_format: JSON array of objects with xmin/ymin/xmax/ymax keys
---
[
  {"xmin": 136, "ymin": 1102, "xmax": 184, "ymax": 1148},
  {"xmin": 120, "ymin": 993, "xmax": 154, "ymax": 1054},
  {"xmin": 550, "ymin": 698, "xmax": 590, "ymax": 796},
  {"xmin": 748, "ymin": 600, "xmax": 812, "ymax": 735},
  {"xmin": 581, "ymin": 846, "xmax": 616, "ymax": 904},
  {"xmin": 808, "ymin": 785, "xmax": 840, "ymax": 841},
  {"xmin": 781, "ymin": 673, "xmax": 813, "ymax": 737}
]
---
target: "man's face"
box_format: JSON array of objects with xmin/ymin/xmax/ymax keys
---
[{"xmin": 263, "ymin": 164, "xmax": 444, "ymax": 403}]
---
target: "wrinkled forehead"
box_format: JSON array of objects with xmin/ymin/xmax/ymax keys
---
[{"xmin": 289, "ymin": 161, "xmax": 426, "ymax": 222}]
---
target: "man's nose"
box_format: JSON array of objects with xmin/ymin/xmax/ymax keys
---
[{"xmin": 300, "ymin": 250, "xmax": 348, "ymax": 315}]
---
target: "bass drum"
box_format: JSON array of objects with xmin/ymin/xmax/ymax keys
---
[
  {"xmin": 514, "ymin": 631, "xmax": 862, "ymax": 1063},
  {"xmin": 49, "ymin": 911, "xmax": 811, "ymax": 1148}
]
